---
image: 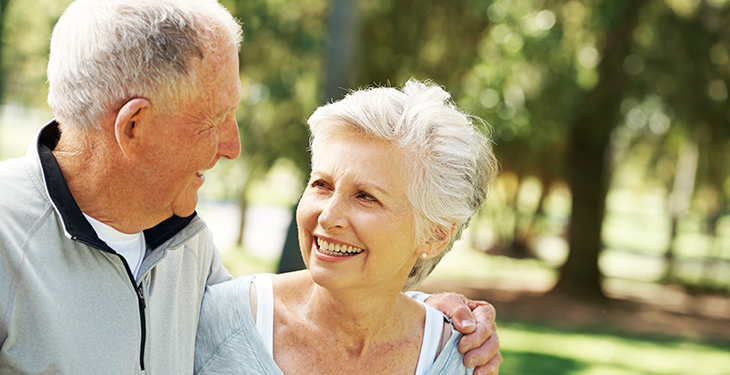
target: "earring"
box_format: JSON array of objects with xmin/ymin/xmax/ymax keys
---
[{"xmin": 420, "ymin": 252, "xmax": 428, "ymax": 259}]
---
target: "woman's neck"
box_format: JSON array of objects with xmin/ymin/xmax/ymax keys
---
[
  {"xmin": 311, "ymin": 285, "xmax": 414, "ymax": 346},
  {"xmin": 274, "ymin": 271, "xmax": 425, "ymax": 361}
]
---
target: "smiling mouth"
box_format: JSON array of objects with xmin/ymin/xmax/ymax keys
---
[{"xmin": 316, "ymin": 237, "xmax": 364, "ymax": 257}]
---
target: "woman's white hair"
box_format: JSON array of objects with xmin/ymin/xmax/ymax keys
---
[
  {"xmin": 47, "ymin": 0, "xmax": 242, "ymax": 130},
  {"xmin": 307, "ymin": 79, "xmax": 499, "ymax": 291}
]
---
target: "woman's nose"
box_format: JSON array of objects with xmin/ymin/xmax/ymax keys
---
[{"xmin": 318, "ymin": 195, "xmax": 349, "ymax": 231}]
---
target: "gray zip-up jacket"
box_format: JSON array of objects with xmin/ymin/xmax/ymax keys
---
[{"xmin": 0, "ymin": 121, "xmax": 232, "ymax": 374}]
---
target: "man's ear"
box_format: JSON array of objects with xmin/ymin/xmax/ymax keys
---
[
  {"xmin": 417, "ymin": 223, "xmax": 457, "ymax": 260},
  {"xmin": 114, "ymin": 98, "xmax": 151, "ymax": 158}
]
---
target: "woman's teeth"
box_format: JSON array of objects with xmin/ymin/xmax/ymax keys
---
[{"xmin": 317, "ymin": 238, "xmax": 364, "ymax": 256}]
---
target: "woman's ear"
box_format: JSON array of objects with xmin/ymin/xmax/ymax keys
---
[
  {"xmin": 114, "ymin": 98, "xmax": 151, "ymax": 158},
  {"xmin": 417, "ymin": 224, "xmax": 457, "ymax": 260}
]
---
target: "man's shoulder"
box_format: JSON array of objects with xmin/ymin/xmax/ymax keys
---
[
  {"xmin": 0, "ymin": 154, "xmax": 31, "ymax": 177},
  {"xmin": 0, "ymin": 154, "xmax": 44, "ymax": 206}
]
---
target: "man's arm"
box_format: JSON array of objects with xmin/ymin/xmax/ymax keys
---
[
  {"xmin": 425, "ymin": 293, "xmax": 502, "ymax": 375},
  {"xmin": 205, "ymin": 240, "xmax": 233, "ymax": 285}
]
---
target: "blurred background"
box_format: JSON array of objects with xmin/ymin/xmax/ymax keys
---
[{"xmin": 1, "ymin": 0, "xmax": 729, "ymax": 374}]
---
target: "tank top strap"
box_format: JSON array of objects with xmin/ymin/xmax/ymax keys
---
[
  {"xmin": 252, "ymin": 273, "xmax": 275, "ymax": 355},
  {"xmin": 415, "ymin": 303, "xmax": 446, "ymax": 375}
]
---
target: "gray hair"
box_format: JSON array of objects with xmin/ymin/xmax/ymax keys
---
[
  {"xmin": 307, "ymin": 79, "xmax": 499, "ymax": 291},
  {"xmin": 47, "ymin": 0, "xmax": 242, "ymax": 131}
]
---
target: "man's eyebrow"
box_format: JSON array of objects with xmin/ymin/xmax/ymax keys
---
[{"xmin": 217, "ymin": 106, "xmax": 236, "ymax": 116}]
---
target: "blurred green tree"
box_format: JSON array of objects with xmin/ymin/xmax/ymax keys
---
[
  {"xmin": 2, "ymin": 0, "xmax": 728, "ymax": 297},
  {"xmin": 0, "ymin": 0, "xmax": 63, "ymax": 109},
  {"xmin": 0, "ymin": 0, "xmax": 12, "ymax": 105},
  {"xmin": 352, "ymin": 0, "xmax": 730, "ymax": 298},
  {"xmin": 621, "ymin": 0, "xmax": 730, "ymax": 289},
  {"xmin": 224, "ymin": 0, "xmax": 328, "ymax": 244},
  {"xmin": 227, "ymin": 0, "xmax": 730, "ymax": 297}
]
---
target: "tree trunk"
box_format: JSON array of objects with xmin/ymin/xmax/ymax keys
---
[
  {"xmin": 552, "ymin": 0, "xmax": 648, "ymax": 300},
  {"xmin": 235, "ymin": 167, "xmax": 257, "ymax": 247},
  {"xmin": 556, "ymin": 127, "xmax": 611, "ymax": 299},
  {"xmin": 236, "ymin": 183, "xmax": 249, "ymax": 246},
  {"xmin": 322, "ymin": 0, "xmax": 359, "ymax": 103}
]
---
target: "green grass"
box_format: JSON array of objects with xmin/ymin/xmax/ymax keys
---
[{"xmin": 498, "ymin": 321, "xmax": 730, "ymax": 375}]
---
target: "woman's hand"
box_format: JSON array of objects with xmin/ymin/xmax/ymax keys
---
[{"xmin": 425, "ymin": 293, "xmax": 502, "ymax": 375}]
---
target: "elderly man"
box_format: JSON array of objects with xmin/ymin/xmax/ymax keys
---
[{"xmin": 0, "ymin": 0, "xmax": 500, "ymax": 374}]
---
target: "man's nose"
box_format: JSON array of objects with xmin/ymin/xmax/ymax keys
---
[{"xmin": 218, "ymin": 119, "xmax": 241, "ymax": 160}]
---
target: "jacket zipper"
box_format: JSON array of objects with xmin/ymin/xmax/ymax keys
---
[
  {"xmin": 69, "ymin": 238, "xmax": 148, "ymax": 370},
  {"xmin": 118, "ymin": 255, "xmax": 146, "ymax": 371},
  {"xmin": 136, "ymin": 284, "xmax": 147, "ymax": 370},
  {"xmin": 100, "ymin": 241, "xmax": 147, "ymax": 370},
  {"xmin": 114, "ymin": 251, "xmax": 147, "ymax": 371}
]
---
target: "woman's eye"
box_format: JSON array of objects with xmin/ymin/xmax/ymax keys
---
[{"xmin": 357, "ymin": 191, "xmax": 378, "ymax": 203}]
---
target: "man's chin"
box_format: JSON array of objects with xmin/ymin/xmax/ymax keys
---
[{"xmin": 171, "ymin": 198, "xmax": 199, "ymax": 218}]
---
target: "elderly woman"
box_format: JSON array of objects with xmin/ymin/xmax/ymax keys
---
[{"xmin": 195, "ymin": 79, "xmax": 500, "ymax": 374}]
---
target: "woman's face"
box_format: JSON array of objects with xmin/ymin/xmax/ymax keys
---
[{"xmin": 296, "ymin": 130, "xmax": 428, "ymax": 293}]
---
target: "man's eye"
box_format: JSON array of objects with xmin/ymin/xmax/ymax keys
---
[{"xmin": 310, "ymin": 180, "xmax": 329, "ymax": 189}]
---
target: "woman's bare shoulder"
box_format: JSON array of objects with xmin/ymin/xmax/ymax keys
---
[{"xmin": 271, "ymin": 270, "xmax": 312, "ymax": 301}]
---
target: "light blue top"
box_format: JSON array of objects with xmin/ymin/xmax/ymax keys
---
[{"xmin": 194, "ymin": 274, "xmax": 473, "ymax": 375}]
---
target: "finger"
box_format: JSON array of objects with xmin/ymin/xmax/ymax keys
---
[
  {"xmin": 472, "ymin": 351, "xmax": 503, "ymax": 375},
  {"xmin": 462, "ymin": 332, "xmax": 501, "ymax": 370},
  {"xmin": 458, "ymin": 304, "xmax": 496, "ymax": 353},
  {"xmin": 426, "ymin": 293, "xmax": 477, "ymax": 334},
  {"xmin": 467, "ymin": 299, "xmax": 493, "ymax": 310},
  {"xmin": 451, "ymin": 304, "xmax": 477, "ymax": 334},
  {"xmin": 465, "ymin": 299, "xmax": 497, "ymax": 332}
]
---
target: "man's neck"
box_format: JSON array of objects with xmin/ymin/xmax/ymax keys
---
[{"xmin": 53, "ymin": 131, "xmax": 154, "ymax": 234}]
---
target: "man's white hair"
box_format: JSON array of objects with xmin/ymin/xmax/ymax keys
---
[{"xmin": 47, "ymin": 0, "xmax": 242, "ymax": 130}]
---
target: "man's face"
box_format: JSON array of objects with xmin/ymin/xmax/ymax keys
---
[{"xmin": 138, "ymin": 38, "xmax": 242, "ymax": 220}]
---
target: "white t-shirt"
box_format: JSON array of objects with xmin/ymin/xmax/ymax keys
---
[{"xmin": 83, "ymin": 213, "xmax": 146, "ymax": 279}]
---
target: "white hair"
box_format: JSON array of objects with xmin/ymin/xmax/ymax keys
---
[
  {"xmin": 307, "ymin": 79, "xmax": 500, "ymax": 291},
  {"xmin": 47, "ymin": 0, "xmax": 242, "ymax": 130}
]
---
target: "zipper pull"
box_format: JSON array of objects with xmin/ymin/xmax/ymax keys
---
[{"xmin": 137, "ymin": 286, "xmax": 146, "ymax": 309}]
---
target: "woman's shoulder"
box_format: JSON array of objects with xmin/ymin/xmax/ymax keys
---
[
  {"xmin": 270, "ymin": 270, "xmax": 312, "ymax": 299},
  {"xmin": 426, "ymin": 324, "xmax": 474, "ymax": 375},
  {"xmin": 195, "ymin": 274, "xmax": 276, "ymax": 374},
  {"xmin": 271, "ymin": 269, "xmax": 310, "ymax": 285},
  {"xmin": 203, "ymin": 275, "xmax": 256, "ymax": 307},
  {"xmin": 420, "ymin": 304, "xmax": 473, "ymax": 375},
  {"xmin": 198, "ymin": 275, "xmax": 257, "ymax": 336}
]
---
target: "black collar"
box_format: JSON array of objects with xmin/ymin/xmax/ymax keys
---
[{"xmin": 37, "ymin": 120, "xmax": 195, "ymax": 252}]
